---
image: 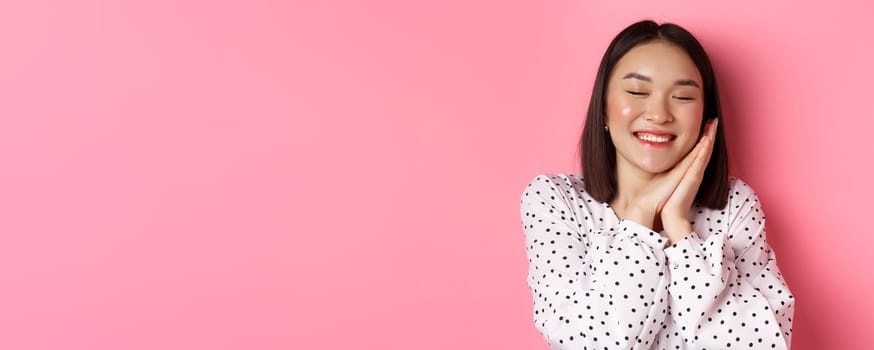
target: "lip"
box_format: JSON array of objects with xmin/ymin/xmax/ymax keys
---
[{"xmin": 633, "ymin": 131, "xmax": 676, "ymax": 148}]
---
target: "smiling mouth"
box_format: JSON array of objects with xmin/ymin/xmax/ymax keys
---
[{"xmin": 634, "ymin": 132, "xmax": 676, "ymax": 144}]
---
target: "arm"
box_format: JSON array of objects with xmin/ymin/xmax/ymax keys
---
[
  {"xmin": 662, "ymin": 182, "xmax": 795, "ymax": 349},
  {"xmin": 520, "ymin": 175, "xmax": 670, "ymax": 349}
]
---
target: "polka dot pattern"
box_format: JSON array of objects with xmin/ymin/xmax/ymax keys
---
[{"xmin": 520, "ymin": 174, "xmax": 795, "ymax": 349}]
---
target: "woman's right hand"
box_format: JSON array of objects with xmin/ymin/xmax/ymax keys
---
[{"xmin": 623, "ymin": 121, "xmax": 714, "ymax": 229}]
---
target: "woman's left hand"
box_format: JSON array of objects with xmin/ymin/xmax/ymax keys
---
[{"xmin": 660, "ymin": 118, "xmax": 718, "ymax": 244}]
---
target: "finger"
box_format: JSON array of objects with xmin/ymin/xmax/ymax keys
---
[
  {"xmin": 684, "ymin": 118, "xmax": 717, "ymax": 173},
  {"xmin": 707, "ymin": 118, "xmax": 719, "ymax": 140},
  {"xmin": 657, "ymin": 144, "xmax": 705, "ymax": 211},
  {"xmin": 670, "ymin": 132, "xmax": 708, "ymax": 177},
  {"xmin": 685, "ymin": 120, "xmax": 717, "ymax": 180},
  {"xmin": 660, "ymin": 119, "xmax": 719, "ymax": 216},
  {"xmin": 671, "ymin": 119, "xmax": 716, "ymax": 191},
  {"xmin": 656, "ymin": 119, "xmax": 716, "ymax": 209},
  {"xmin": 662, "ymin": 140, "xmax": 710, "ymax": 213},
  {"xmin": 701, "ymin": 121, "xmax": 716, "ymax": 159}
]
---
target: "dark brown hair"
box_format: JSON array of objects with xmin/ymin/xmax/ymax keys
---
[{"xmin": 579, "ymin": 20, "xmax": 729, "ymax": 209}]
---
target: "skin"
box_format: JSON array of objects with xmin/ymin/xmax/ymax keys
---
[{"xmin": 604, "ymin": 40, "xmax": 719, "ymax": 245}]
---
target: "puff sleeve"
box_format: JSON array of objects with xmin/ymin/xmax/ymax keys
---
[
  {"xmin": 520, "ymin": 174, "xmax": 671, "ymax": 349},
  {"xmin": 662, "ymin": 180, "xmax": 795, "ymax": 349}
]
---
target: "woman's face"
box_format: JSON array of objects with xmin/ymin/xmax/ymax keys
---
[{"xmin": 605, "ymin": 40, "xmax": 705, "ymax": 175}]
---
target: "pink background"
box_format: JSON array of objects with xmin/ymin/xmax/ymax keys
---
[{"xmin": 1, "ymin": 0, "xmax": 871, "ymax": 349}]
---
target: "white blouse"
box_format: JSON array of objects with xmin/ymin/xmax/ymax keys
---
[{"xmin": 520, "ymin": 174, "xmax": 795, "ymax": 349}]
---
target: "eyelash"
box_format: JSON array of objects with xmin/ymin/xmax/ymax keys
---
[{"xmin": 625, "ymin": 90, "xmax": 695, "ymax": 101}]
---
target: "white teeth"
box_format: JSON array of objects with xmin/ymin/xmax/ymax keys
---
[{"xmin": 637, "ymin": 133, "xmax": 672, "ymax": 143}]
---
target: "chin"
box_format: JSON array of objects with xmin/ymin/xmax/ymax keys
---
[{"xmin": 637, "ymin": 159, "xmax": 678, "ymax": 174}]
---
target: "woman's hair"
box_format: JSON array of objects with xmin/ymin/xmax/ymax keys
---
[{"xmin": 579, "ymin": 20, "xmax": 729, "ymax": 209}]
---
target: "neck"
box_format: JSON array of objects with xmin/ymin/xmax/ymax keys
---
[
  {"xmin": 611, "ymin": 164, "xmax": 664, "ymax": 231},
  {"xmin": 611, "ymin": 159, "xmax": 656, "ymax": 210}
]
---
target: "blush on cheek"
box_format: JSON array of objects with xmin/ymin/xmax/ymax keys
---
[{"xmin": 621, "ymin": 107, "xmax": 632, "ymax": 116}]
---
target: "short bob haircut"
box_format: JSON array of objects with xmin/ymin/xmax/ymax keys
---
[{"xmin": 579, "ymin": 20, "xmax": 729, "ymax": 209}]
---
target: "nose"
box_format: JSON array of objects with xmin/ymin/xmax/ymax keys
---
[{"xmin": 645, "ymin": 96, "xmax": 673, "ymax": 123}]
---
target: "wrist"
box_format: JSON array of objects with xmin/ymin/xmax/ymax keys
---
[
  {"xmin": 664, "ymin": 221, "xmax": 692, "ymax": 244},
  {"xmin": 624, "ymin": 204, "xmax": 656, "ymax": 230},
  {"xmin": 662, "ymin": 218, "xmax": 692, "ymax": 243}
]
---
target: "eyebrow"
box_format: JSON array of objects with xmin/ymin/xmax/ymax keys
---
[{"xmin": 622, "ymin": 72, "xmax": 700, "ymax": 88}]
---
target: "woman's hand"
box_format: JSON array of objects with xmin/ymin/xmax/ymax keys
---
[
  {"xmin": 660, "ymin": 119, "xmax": 718, "ymax": 244},
  {"xmin": 622, "ymin": 120, "xmax": 717, "ymax": 230}
]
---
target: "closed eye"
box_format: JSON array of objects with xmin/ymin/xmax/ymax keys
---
[
  {"xmin": 672, "ymin": 96, "xmax": 695, "ymax": 101},
  {"xmin": 626, "ymin": 90, "xmax": 648, "ymax": 96}
]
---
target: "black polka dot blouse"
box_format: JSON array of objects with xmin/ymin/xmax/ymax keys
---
[{"xmin": 520, "ymin": 174, "xmax": 795, "ymax": 349}]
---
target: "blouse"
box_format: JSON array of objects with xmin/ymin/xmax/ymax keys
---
[{"xmin": 520, "ymin": 173, "xmax": 795, "ymax": 349}]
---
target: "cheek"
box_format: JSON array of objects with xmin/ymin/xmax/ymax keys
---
[
  {"xmin": 677, "ymin": 111, "xmax": 705, "ymax": 148},
  {"xmin": 607, "ymin": 95, "xmax": 643, "ymax": 121}
]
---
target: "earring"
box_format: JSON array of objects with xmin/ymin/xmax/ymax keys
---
[{"xmin": 604, "ymin": 125, "xmax": 609, "ymax": 131}]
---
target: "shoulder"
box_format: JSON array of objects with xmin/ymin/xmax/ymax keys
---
[
  {"xmin": 722, "ymin": 177, "xmax": 768, "ymax": 238},
  {"xmin": 725, "ymin": 176, "xmax": 763, "ymax": 211},
  {"xmin": 519, "ymin": 173, "xmax": 604, "ymax": 233},
  {"xmin": 521, "ymin": 173, "xmax": 588, "ymax": 200},
  {"xmin": 520, "ymin": 173, "xmax": 602, "ymax": 212},
  {"xmin": 718, "ymin": 177, "xmax": 773, "ymax": 256}
]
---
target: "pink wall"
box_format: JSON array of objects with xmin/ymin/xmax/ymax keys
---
[{"xmin": 1, "ymin": 0, "xmax": 871, "ymax": 349}]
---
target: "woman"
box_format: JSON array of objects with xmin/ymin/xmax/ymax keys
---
[{"xmin": 520, "ymin": 20, "xmax": 795, "ymax": 349}]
